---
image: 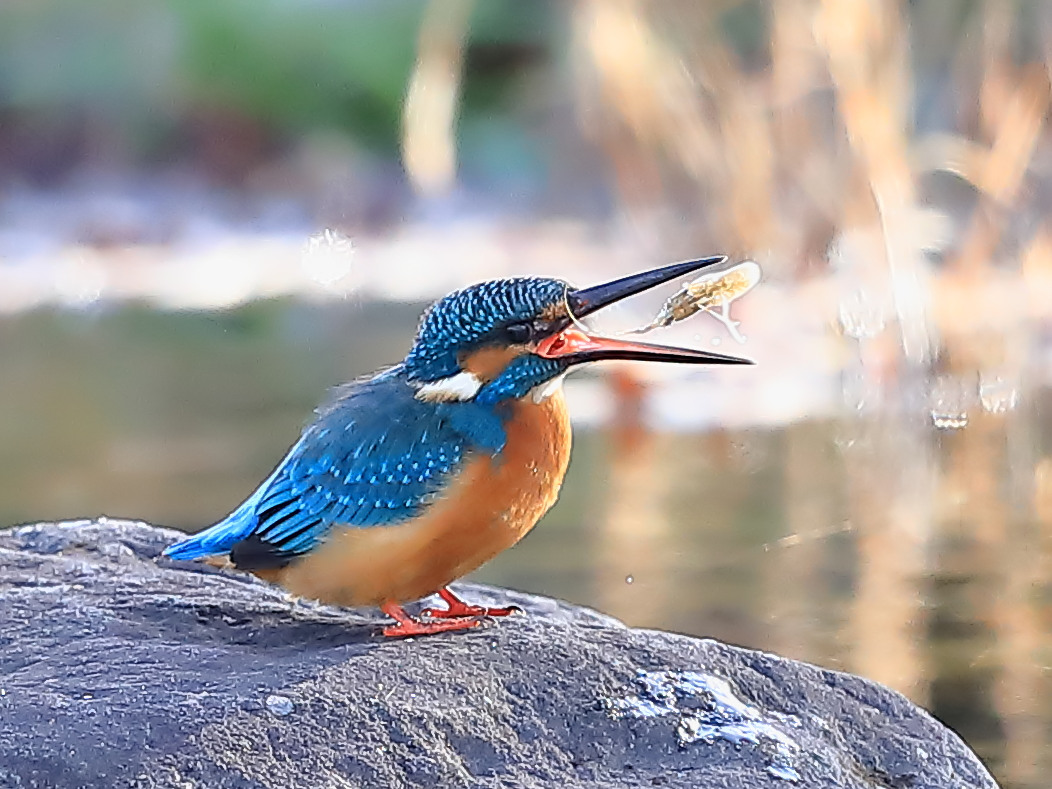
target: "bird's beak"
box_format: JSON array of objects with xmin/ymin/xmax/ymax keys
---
[{"xmin": 536, "ymin": 258, "xmax": 754, "ymax": 366}]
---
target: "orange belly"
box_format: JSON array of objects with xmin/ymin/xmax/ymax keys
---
[{"xmin": 269, "ymin": 389, "xmax": 572, "ymax": 606}]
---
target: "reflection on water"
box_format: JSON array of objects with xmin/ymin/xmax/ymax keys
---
[{"xmin": 1, "ymin": 305, "xmax": 1049, "ymax": 789}]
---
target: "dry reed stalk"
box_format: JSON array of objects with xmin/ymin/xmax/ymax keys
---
[
  {"xmin": 1021, "ymin": 228, "xmax": 1052, "ymax": 322},
  {"xmin": 952, "ymin": 63, "xmax": 1050, "ymax": 277},
  {"xmin": 815, "ymin": 0, "xmax": 937, "ymax": 365},
  {"xmin": 402, "ymin": 0, "xmax": 475, "ymax": 197},
  {"xmin": 571, "ymin": 0, "xmax": 722, "ymax": 203},
  {"xmin": 571, "ymin": 1, "xmax": 784, "ymax": 256}
]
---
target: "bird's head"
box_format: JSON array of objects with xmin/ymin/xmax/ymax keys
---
[{"xmin": 404, "ymin": 257, "xmax": 752, "ymax": 405}]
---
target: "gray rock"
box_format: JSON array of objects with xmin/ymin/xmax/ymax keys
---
[{"xmin": 0, "ymin": 519, "xmax": 998, "ymax": 789}]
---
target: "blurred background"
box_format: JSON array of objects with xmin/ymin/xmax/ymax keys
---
[{"xmin": 1, "ymin": 0, "xmax": 1051, "ymax": 784}]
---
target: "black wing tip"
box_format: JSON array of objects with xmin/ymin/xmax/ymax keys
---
[{"xmin": 229, "ymin": 534, "xmax": 297, "ymax": 571}]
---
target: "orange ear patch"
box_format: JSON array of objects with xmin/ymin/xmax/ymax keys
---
[{"xmin": 459, "ymin": 346, "xmax": 525, "ymax": 382}]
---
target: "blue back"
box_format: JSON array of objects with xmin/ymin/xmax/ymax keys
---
[{"xmin": 164, "ymin": 365, "xmax": 510, "ymax": 568}]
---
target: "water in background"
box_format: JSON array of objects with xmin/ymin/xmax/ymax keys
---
[{"xmin": 1, "ymin": 302, "xmax": 1048, "ymax": 789}]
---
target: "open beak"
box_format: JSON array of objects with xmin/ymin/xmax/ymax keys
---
[{"xmin": 536, "ymin": 258, "xmax": 754, "ymax": 367}]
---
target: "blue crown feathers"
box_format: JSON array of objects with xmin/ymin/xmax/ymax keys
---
[{"xmin": 404, "ymin": 277, "xmax": 569, "ymax": 382}]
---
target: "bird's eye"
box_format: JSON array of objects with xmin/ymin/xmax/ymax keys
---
[{"xmin": 505, "ymin": 322, "xmax": 534, "ymax": 344}]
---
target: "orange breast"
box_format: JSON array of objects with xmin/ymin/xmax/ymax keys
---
[{"xmin": 272, "ymin": 388, "xmax": 572, "ymax": 606}]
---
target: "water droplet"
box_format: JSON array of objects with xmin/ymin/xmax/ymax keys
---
[
  {"xmin": 838, "ymin": 289, "xmax": 886, "ymax": 340},
  {"xmin": 841, "ymin": 369, "xmax": 881, "ymax": 413},
  {"xmin": 978, "ymin": 372, "xmax": 1019, "ymax": 414},
  {"xmin": 265, "ymin": 694, "xmax": 294, "ymax": 717},
  {"xmin": 929, "ymin": 375, "xmax": 970, "ymax": 430},
  {"xmin": 625, "ymin": 575, "xmax": 634, "ymax": 585},
  {"xmin": 56, "ymin": 253, "xmax": 107, "ymax": 307},
  {"xmin": 931, "ymin": 412, "xmax": 968, "ymax": 430},
  {"xmin": 302, "ymin": 229, "xmax": 354, "ymax": 287}
]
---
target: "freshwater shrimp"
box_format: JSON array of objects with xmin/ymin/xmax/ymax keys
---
[{"xmin": 631, "ymin": 260, "xmax": 761, "ymax": 344}]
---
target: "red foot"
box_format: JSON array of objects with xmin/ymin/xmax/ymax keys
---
[
  {"xmin": 419, "ymin": 587, "xmax": 523, "ymax": 620},
  {"xmin": 381, "ymin": 601, "xmax": 481, "ymax": 638}
]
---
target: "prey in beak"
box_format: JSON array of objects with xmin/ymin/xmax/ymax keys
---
[{"xmin": 536, "ymin": 258, "xmax": 754, "ymax": 366}]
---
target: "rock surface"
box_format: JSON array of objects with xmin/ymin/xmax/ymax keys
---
[{"xmin": 0, "ymin": 519, "xmax": 997, "ymax": 789}]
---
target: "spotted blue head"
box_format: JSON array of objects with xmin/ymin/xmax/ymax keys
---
[{"xmin": 404, "ymin": 258, "xmax": 752, "ymax": 405}]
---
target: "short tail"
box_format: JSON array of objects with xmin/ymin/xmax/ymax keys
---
[
  {"xmin": 164, "ymin": 443, "xmax": 298, "ymax": 561},
  {"xmin": 163, "ymin": 501, "xmax": 257, "ymax": 561}
]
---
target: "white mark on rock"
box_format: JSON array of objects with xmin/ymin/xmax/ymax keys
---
[
  {"xmin": 606, "ymin": 670, "xmax": 801, "ymax": 782},
  {"xmin": 265, "ymin": 694, "xmax": 294, "ymax": 717}
]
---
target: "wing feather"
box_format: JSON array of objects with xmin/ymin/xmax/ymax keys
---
[{"xmin": 228, "ymin": 367, "xmax": 506, "ymax": 570}]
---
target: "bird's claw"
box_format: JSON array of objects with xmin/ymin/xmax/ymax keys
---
[
  {"xmin": 380, "ymin": 600, "xmax": 484, "ymax": 638},
  {"xmin": 421, "ymin": 603, "xmax": 523, "ymax": 620},
  {"xmin": 382, "ymin": 616, "xmax": 483, "ymax": 638}
]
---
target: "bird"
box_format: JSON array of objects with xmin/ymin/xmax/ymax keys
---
[{"xmin": 163, "ymin": 258, "xmax": 751, "ymax": 637}]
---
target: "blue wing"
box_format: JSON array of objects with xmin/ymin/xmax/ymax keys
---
[{"xmin": 163, "ymin": 365, "xmax": 509, "ymax": 569}]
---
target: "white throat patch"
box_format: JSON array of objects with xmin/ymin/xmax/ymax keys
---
[
  {"xmin": 530, "ymin": 373, "xmax": 566, "ymax": 404},
  {"xmin": 414, "ymin": 371, "xmax": 483, "ymax": 403}
]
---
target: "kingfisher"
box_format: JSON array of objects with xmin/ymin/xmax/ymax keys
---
[{"xmin": 164, "ymin": 258, "xmax": 751, "ymax": 637}]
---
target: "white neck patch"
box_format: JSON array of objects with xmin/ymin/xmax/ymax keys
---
[
  {"xmin": 531, "ymin": 373, "xmax": 566, "ymax": 404},
  {"xmin": 414, "ymin": 371, "xmax": 483, "ymax": 403}
]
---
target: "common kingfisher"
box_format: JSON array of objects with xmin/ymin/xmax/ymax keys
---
[{"xmin": 164, "ymin": 258, "xmax": 751, "ymax": 637}]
